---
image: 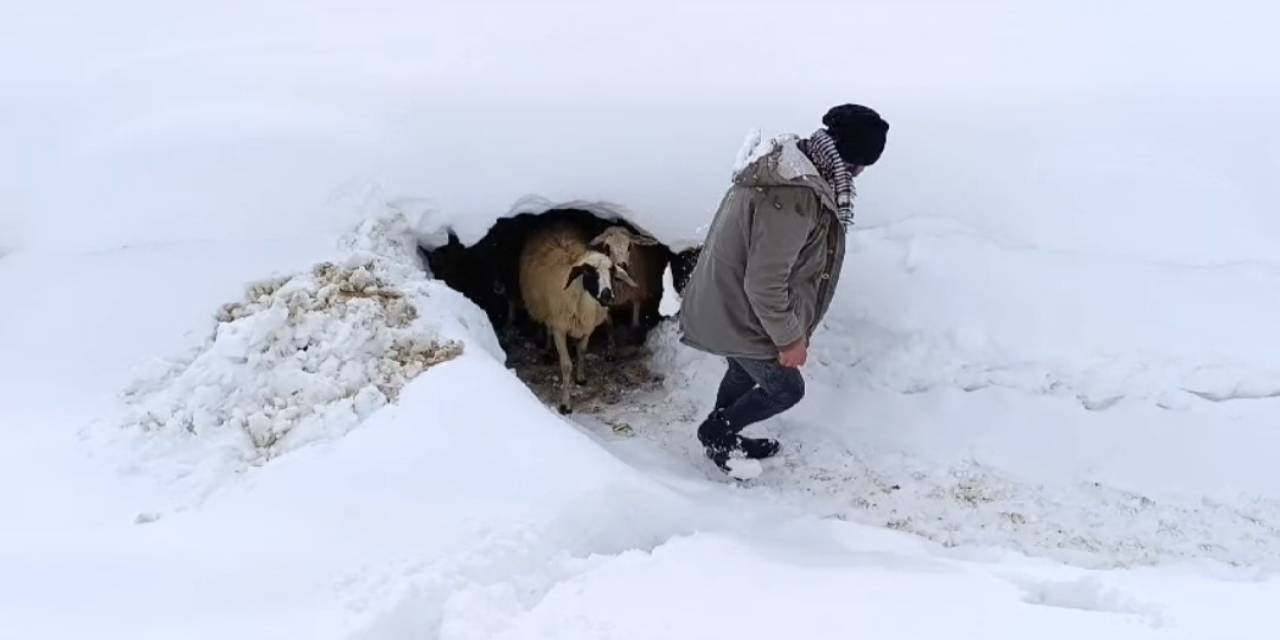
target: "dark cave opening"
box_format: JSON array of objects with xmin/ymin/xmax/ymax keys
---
[
  {"xmin": 418, "ymin": 208, "xmax": 703, "ymax": 414},
  {"xmin": 420, "ymin": 208, "xmax": 700, "ymax": 350}
]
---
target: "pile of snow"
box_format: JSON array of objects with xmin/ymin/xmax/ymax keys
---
[{"xmin": 117, "ymin": 215, "xmax": 473, "ymax": 460}]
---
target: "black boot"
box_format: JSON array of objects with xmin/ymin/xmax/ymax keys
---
[
  {"xmin": 738, "ymin": 435, "xmax": 781, "ymax": 460},
  {"xmin": 696, "ymin": 414, "xmax": 741, "ymax": 472},
  {"xmin": 704, "ymin": 410, "xmax": 780, "ymax": 460},
  {"xmin": 696, "ymin": 413, "xmax": 735, "ymax": 449},
  {"xmin": 697, "ymin": 413, "xmax": 781, "ymax": 473}
]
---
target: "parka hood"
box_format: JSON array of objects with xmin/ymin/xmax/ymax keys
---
[{"xmin": 732, "ymin": 136, "xmax": 839, "ymax": 214}]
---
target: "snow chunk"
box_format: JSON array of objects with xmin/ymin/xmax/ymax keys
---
[
  {"xmin": 392, "ymin": 196, "xmax": 451, "ymax": 251},
  {"xmin": 774, "ymin": 136, "xmax": 819, "ymax": 181},
  {"xmin": 731, "ymin": 129, "xmax": 808, "ymax": 180},
  {"xmin": 658, "ymin": 265, "xmax": 681, "ymax": 317},
  {"xmin": 120, "ymin": 214, "xmax": 463, "ymax": 459},
  {"xmin": 725, "ymin": 457, "xmax": 763, "ymax": 481},
  {"xmin": 1016, "ymin": 575, "xmax": 1168, "ymax": 626},
  {"xmin": 731, "ymin": 128, "xmax": 764, "ymax": 175}
]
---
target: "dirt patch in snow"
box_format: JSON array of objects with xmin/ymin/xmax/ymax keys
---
[{"xmin": 504, "ymin": 333, "xmax": 664, "ymax": 421}]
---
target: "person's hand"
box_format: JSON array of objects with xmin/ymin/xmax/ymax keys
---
[{"xmin": 778, "ymin": 338, "xmax": 808, "ymax": 368}]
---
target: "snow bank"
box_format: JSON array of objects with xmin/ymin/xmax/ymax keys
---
[
  {"xmin": 5, "ymin": 319, "xmax": 717, "ymax": 639},
  {"xmin": 117, "ymin": 215, "xmax": 493, "ymax": 466}
]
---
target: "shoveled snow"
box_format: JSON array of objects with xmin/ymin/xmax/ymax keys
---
[{"xmin": 118, "ymin": 216, "xmax": 467, "ymax": 460}]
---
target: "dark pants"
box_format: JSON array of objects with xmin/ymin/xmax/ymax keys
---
[{"xmin": 713, "ymin": 356, "xmax": 805, "ymax": 433}]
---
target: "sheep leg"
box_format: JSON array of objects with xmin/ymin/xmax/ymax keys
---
[
  {"xmin": 574, "ymin": 334, "xmax": 590, "ymax": 385},
  {"xmin": 553, "ymin": 330, "xmax": 574, "ymax": 414},
  {"xmin": 504, "ymin": 297, "xmax": 517, "ymax": 334},
  {"xmin": 630, "ymin": 301, "xmax": 641, "ymax": 330},
  {"xmin": 543, "ymin": 326, "xmax": 557, "ymax": 364},
  {"xmin": 604, "ymin": 315, "xmax": 618, "ymax": 356}
]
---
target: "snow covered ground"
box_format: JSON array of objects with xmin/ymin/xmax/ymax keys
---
[
  {"xmin": 4, "ymin": 213, "xmax": 1280, "ymax": 638},
  {"xmin": 5, "ymin": 0, "xmax": 1280, "ymax": 638}
]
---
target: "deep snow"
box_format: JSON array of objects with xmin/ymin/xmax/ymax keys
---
[
  {"xmin": 4, "ymin": 212, "xmax": 1280, "ymax": 638},
  {"xmin": 5, "ymin": 0, "xmax": 1280, "ymax": 638}
]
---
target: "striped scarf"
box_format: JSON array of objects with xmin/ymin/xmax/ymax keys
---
[{"xmin": 804, "ymin": 129, "xmax": 856, "ymax": 227}]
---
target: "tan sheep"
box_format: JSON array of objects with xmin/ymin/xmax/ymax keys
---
[
  {"xmin": 519, "ymin": 222, "xmax": 632, "ymax": 414},
  {"xmin": 590, "ymin": 226, "xmax": 664, "ymax": 344}
]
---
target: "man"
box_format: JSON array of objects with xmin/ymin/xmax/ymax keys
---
[{"xmin": 679, "ymin": 104, "xmax": 889, "ymax": 474}]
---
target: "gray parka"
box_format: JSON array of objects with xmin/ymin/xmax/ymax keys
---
[{"xmin": 680, "ymin": 138, "xmax": 847, "ymax": 359}]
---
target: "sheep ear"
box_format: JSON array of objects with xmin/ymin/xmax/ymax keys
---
[
  {"xmin": 565, "ymin": 264, "xmax": 588, "ymax": 289},
  {"xmin": 589, "ymin": 231, "xmax": 611, "ymax": 246},
  {"xmin": 614, "ymin": 265, "xmax": 638, "ymax": 287},
  {"xmin": 632, "ymin": 234, "xmax": 660, "ymax": 246}
]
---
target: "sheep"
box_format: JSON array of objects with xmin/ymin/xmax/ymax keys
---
[
  {"xmin": 519, "ymin": 222, "xmax": 632, "ymax": 414},
  {"xmin": 478, "ymin": 234, "xmax": 524, "ymax": 341},
  {"xmin": 423, "ymin": 231, "xmax": 522, "ymax": 345},
  {"xmin": 589, "ymin": 226, "xmax": 666, "ymax": 343},
  {"xmin": 669, "ymin": 246, "xmax": 701, "ymax": 296}
]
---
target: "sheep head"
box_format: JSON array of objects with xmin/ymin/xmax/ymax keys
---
[
  {"xmin": 564, "ymin": 251, "xmax": 629, "ymax": 306},
  {"xmin": 590, "ymin": 226, "xmax": 660, "ymax": 273}
]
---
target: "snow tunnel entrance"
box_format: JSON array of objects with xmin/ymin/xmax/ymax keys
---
[{"xmin": 420, "ymin": 208, "xmax": 702, "ymax": 414}]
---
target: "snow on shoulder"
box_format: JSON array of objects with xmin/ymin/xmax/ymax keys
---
[
  {"xmin": 731, "ymin": 129, "xmax": 806, "ymax": 179},
  {"xmin": 731, "ymin": 128, "xmax": 766, "ymax": 176},
  {"xmin": 117, "ymin": 215, "xmax": 500, "ymax": 465}
]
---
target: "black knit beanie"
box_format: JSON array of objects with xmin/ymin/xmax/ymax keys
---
[{"xmin": 822, "ymin": 104, "xmax": 889, "ymax": 166}]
